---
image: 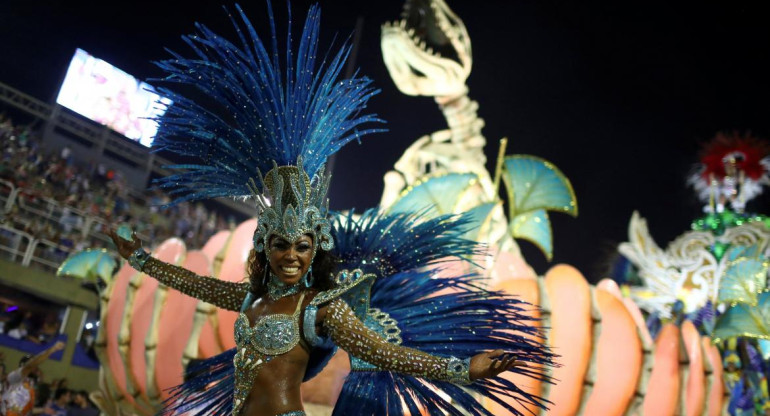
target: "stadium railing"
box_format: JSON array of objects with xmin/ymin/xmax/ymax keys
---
[{"xmin": 0, "ymin": 224, "xmax": 33, "ymax": 263}]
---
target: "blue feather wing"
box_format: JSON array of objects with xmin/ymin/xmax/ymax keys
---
[
  {"xmin": 330, "ymin": 209, "xmax": 555, "ymax": 415},
  {"xmin": 160, "ymin": 349, "xmax": 236, "ymax": 416},
  {"xmin": 365, "ymin": 269, "xmax": 553, "ymax": 415},
  {"xmin": 330, "ymin": 209, "xmax": 484, "ymax": 275}
]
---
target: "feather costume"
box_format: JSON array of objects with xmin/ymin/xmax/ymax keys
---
[
  {"xmin": 139, "ymin": 2, "xmax": 553, "ymax": 415},
  {"xmin": 164, "ymin": 211, "xmax": 554, "ymax": 415}
]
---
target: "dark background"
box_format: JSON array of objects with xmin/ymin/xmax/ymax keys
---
[{"xmin": 1, "ymin": 1, "xmax": 768, "ymax": 281}]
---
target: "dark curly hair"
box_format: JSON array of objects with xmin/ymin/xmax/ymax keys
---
[{"xmin": 247, "ymin": 246, "xmax": 337, "ymax": 296}]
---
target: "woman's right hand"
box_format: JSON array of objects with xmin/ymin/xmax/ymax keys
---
[{"xmin": 108, "ymin": 228, "xmax": 142, "ymax": 260}]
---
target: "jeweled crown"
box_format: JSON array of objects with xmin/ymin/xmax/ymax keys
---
[{"xmin": 249, "ymin": 160, "xmax": 333, "ymax": 254}]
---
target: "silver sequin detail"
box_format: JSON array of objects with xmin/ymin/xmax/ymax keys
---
[
  {"xmin": 324, "ymin": 298, "xmax": 470, "ymax": 384},
  {"xmin": 232, "ymin": 293, "xmax": 305, "ymax": 415},
  {"xmin": 250, "ymin": 163, "xmax": 333, "ymax": 257},
  {"xmin": 236, "ymin": 293, "xmax": 305, "ymax": 356},
  {"xmin": 302, "ymin": 305, "xmax": 325, "ymax": 347},
  {"xmin": 267, "ymin": 275, "xmax": 302, "ymax": 301}
]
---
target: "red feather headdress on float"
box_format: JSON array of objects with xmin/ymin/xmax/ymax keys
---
[{"xmin": 689, "ymin": 132, "xmax": 770, "ymax": 213}]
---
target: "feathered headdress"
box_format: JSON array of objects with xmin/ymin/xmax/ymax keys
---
[
  {"xmin": 151, "ymin": 2, "xmax": 385, "ymax": 252},
  {"xmin": 688, "ymin": 132, "xmax": 770, "ymax": 213}
]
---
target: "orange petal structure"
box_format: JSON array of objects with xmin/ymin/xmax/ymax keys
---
[
  {"xmin": 488, "ymin": 276, "xmax": 543, "ymax": 415},
  {"xmin": 215, "ymin": 219, "xmax": 257, "ymax": 349},
  {"xmin": 489, "ymin": 248, "xmax": 537, "ymax": 286},
  {"xmin": 201, "ymin": 230, "xmax": 232, "ymax": 262},
  {"xmin": 681, "ymin": 321, "xmax": 705, "ymax": 416},
  {"xmin": 643, "ymin": 324, "xmax": 681, "ymax": 416},
  {"xmin": 544, "ymin": 264, "xmax": 593, "ymax": 416},
  {"xmin": 622, "ymin": 298, "xmax": 654, "ymax": 347},
  {"xmin": 198, "ymin": 230, "xmax": 232, "ymax": 357},
  {"xmin": 127, "ymin": 239, "xmax": 185, "ymax": 406},
  {"xmin": 595, "ymin": 278, "xmax": 622, "ymax": 296},
  {"xmin": 702, "ymin": 336, "xmax": 725, "ymax": 416},
  {"xmin": 104, "ymin": 263, "xmax": 145, "ymax": 413},
  {"xmin": 583, "ymin": 288, "xmax": 641, "ymax": 415},
  {"xmin": 154, "ymin": 250, "xmax": 210, "ymax": 400}
]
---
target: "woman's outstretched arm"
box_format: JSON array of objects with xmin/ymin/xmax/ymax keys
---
[
  {"xmin": 109, "ymin": 229, "xmax": 249, "ymax": 312},
  {"xmin": 321, "ymin": 298, "xmax": 523, "ymax": 384}
]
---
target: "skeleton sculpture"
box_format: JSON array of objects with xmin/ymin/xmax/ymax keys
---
[
  {"xmin": 379, "ymin": 0, "xmax": 577, "ymax": 276},
  {"xmin": 380, "ymin": 0, "xmax": 485, "ymax": 201}
]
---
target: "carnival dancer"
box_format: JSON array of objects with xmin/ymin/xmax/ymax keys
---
[
  {"xmin": 1, "ymin": 341, "xmax": 65, "ymax": 416},
  {"xmin": 109, "ymin": 2, "xmax": 554, "ymax": 415}
]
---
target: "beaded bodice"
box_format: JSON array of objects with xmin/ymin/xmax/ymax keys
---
[
  {"xmin": 235, "ymin": 293, "xmax": 305, "ymax": 355},
  {"xmin": 232, "ymin": 292, "xmax": 305, "ymax": 415}
]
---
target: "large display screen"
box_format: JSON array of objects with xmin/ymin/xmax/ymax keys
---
[{"xmin": 56, "ymin": 48, "xmax": 171, "ymax": 147}]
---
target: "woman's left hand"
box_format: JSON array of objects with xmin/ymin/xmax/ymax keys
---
[{"xmin": 469, "ymin": 349, "xmax": 527, "ymax": 381}]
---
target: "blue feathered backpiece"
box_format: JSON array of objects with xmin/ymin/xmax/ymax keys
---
[
  {"xmin": 330, "ymin": 208, "xmax": 485, "ymax": 276},
  {"xmin": 151, "ymin": 2, "xmax": 385, "ymax": 204},
  {"xmin": 330, "ymin": 210, "xmax": 556, "ymax": 415}
]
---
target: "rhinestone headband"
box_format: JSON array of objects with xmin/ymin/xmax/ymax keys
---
[{"xmin": 249, "ymin": 159, "xmax": 333, "ymax": 258}]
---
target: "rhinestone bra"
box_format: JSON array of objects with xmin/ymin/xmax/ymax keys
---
[
  {"xmin": 232, "ymin": 292, "xmax": 306, "ymax": 415},
  {"xmin": 235, "ymin": 292, "xmax": 305, "ymax": 356}
]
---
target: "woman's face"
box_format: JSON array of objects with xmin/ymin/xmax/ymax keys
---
[{"xmin": 268, "ymin": 234, "xmax": 314, "ymax": 285}]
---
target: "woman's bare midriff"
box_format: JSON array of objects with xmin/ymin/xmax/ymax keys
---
[
  {"xmin": 238, "ymin": 347, "xmax": 309, "ymax": 416},
  {"xmin": 237, "ymin": 292, "xmax": 319, "ymax": 416}
]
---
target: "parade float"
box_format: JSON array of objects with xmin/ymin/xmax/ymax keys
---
[
  {"xmin": 614, "ymin": 134, "xmax": 770, "ymax": 415},
  {"xmin": 55, "ymin": 1, "xmax": 770, "ymax": 415}
]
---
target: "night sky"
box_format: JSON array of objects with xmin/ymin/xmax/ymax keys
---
[{"xmin": 1, "ymin": 1, "xmax": 769, "ymax": 280}]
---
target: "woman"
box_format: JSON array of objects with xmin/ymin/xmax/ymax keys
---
[
  {"xmin": 106, "ymin": 2, "xmax": 553, "ymax": 415},
  {"xmin": 110, "ymin": 226, "xmax": 521, "ymax": 416}
]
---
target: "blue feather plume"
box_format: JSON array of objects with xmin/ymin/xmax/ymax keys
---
[
  {"xmin": 646, "ymin": 311, "xmax": 662, "ymax": 340},
  {"xmin": 728, "ymin": 378, "xmax": 755, "ymax": 415},
  {"xmin": 330, "ymin": 209, "xmax": 485, "ymax": 276},
  {"xmin": 161, "ymin": 349, "xmax": 236, "ymax": 415},
  {"xmin": 608, "ymin": 253, "xmax": 641, "ymax": 286},
  {"xmin": 330, "ymin": 209, "xmax": 556, "ymax": 415},
  {"xmin": 367, "ymin": 272, "xmax": 555, "ymax": 415},
  {"xmin": 687, "ymin": 301, "xmax": 716, "ymax": 335},
  {"xmin": 151, "ymin": 2, "xmax": 385, "ymax": 204}
]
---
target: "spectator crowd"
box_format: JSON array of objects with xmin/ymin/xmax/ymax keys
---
[
  {"xmin": 0, "ymin": 304, "xmax": 63, "ymax": 346},
  {"xmin": 0, "ymin": 112, "xmax": 239, "ymax": 268},
  {"xmin": 0, "ymin": 111, "xmax": 252, "ymax": 414}
]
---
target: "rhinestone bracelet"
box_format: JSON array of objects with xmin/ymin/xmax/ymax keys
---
[
  {"xmin": 446, "ymin": 356, "xmax": 472, "ymax": 385},
  {"xmin": 128, "ymin": 248, "xmax": 150, "ymax": 272}
]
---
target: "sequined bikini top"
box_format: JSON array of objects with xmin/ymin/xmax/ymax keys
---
[
  {"xmin": 230, "ymin": 270, "xmax": 369, "ymax": 415},
  {"xmin": 235, "ymin": 292, "xmax": 306, "ymax": 356}
]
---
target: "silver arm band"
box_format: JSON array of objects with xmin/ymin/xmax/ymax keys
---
[
  {"xmin": 128, "ymin": 248, "xmax": 150, "ymax": 271},
  {"xmin": 446, "ymin": 356, "xmax": 472, "ymax": 385},
  {"xmin": 303, "ymin": 305, "xmax": 328, "ymax": 347}
]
